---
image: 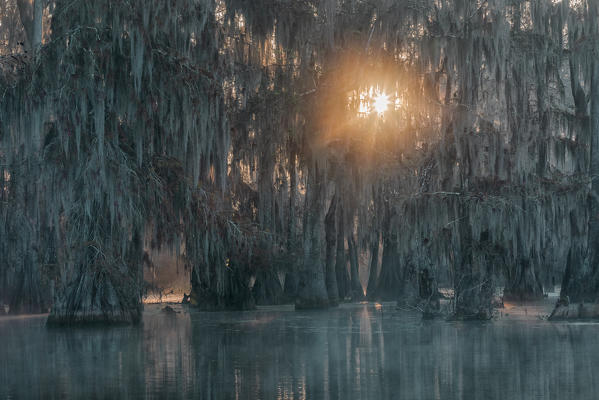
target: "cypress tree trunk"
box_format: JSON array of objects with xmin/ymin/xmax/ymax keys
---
[
  {"xmin": 252, "ymin": 268, "xmax": 284, "ymax": 305},
  {"xmin": 366, "ymin": 232, "xmax": 379, "ymax": 300},
  {"xmin": 324, "ymin": 193, "xmax": 339, "ymax": 306},
  {"xmin": 503, "ymin": 203, "xmax": 545, "ymax": 301},
  {"xmin": 335, "ymin": 204, "xmax": 349, "ymax": 300},
  {"xmin": 551, "ymin": 56, "xmax": 599, "ymax": 319},
  {"xmin": 283, "ymin": 149, "xmax": 299, "ymax": 303},
  {"xmin": 32, "ymin": 0, "xmax": 42, "ymax": 51},
  {"xmin": 1, "ymin": 190, "xmax": 53, "ymax": 315},
  {"xmin": 48, "ymin": 265, "xmax": 143, "ymax": 325},
  {"xmin": 503, "ymin": 258, "xmax": 544, "ymax": 301},
  {"xmin": 47, "ymin": 226, "xmax": 144, "ymax": 326},
  {"xmin": 190, "ymin": 258, "xmax": 255, "ymax": 311},
  {"xmin": 451, "ymin": 202, "xmax": 494, "ymax": 320},
  {"xmin": 348, "ymin": 234, "xmax": 364, "ymax": 300},
  {"xmin": 283, "ymin": 270, "xmax": 299, "ymax": 303},
  {"xmin": 375, "ymin": 207, "xmax": 403, "ymax": 300},
  {"xmin": 9, "ymin": 258, "xmax": 47, "ymax": 315},
  {"xmin": 15, "ymin": 0, "xmax": 42, "ymax": 53},
  {"xmin": 295, "ymin": 163, "xmax": 329, "ymax": 309}
]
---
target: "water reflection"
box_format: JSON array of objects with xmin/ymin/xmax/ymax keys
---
[{"xmin": 1, "ymin": 304, "xmax": 598, "ymax": 399}]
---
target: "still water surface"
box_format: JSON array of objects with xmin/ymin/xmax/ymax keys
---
[{"xmin": 1, "ymin": 302, "xmax": 598, "ymax": 399}]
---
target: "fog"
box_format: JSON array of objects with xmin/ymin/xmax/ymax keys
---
[{"xmin": 1, "ymin": 303, "xmax": 598, "ymax": 400}]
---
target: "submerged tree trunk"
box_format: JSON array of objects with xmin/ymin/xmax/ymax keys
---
[
  {"xmin": 48, "ymin": 266, "xmax": 143, "ymax": 325},
  {"xmin": 295, "ymin": 163, "xmax": 329, "ymax": 309},
  {"xmin": 1, "ymin": 190, "xmax": 53, "ymax": 315},
  {"xmin": 348, "ymin": 234, "xmax": 364, "ymax": 300},
  {"xmin": 187, "ymin": 215, "xmax": 255, "ymax": 311},
  {"xmin": 551, "ymin": 56, "xmax": 599, "ymax": 320},
  {"xmin": 375, "ymin": 208, "xmax": 403, "ymax": 300},
  {"xmin": 335, "ymin": 204, "xmax": 349, "ymax": 301},
  {"xmin": 366, "ymin": 233, "xmax": 379, "ymax": 300},
  {"xmin": 190, "ymin": 259, "xmax": 255, "ymax": 311},
  {"xmin": 283, "ymin": 149, "xmax": 299, "ymax": 303},
  {"xmin": 451, "ymin": 202, "xmax": 494, "ymax": 320},
  {"xmin": 47, "ymin": 228, "xmax": 144, "ymax": 326},
  {"xmin": 252, "ymin": 268, "xmax": 284, "ymax": 305},
  {"xmin": 324, "ymin": 193, "xmax": 339, "ymax": 306},
  {"xmin": 503, "ymin": 202, "xmax": 545, "ymax": 301},
  {"xmin": 418, "ymin": 268, "xmax": 441, "ymax": 317},
  {"xmin": 9, "ymin": 257, "xmax": 48, "ymax": 315},
  {"xmin": 503, "ymin": 258, "xmax": 544, "ymax": 301},
  {"xmin": 283, "ymin": 270, "xmax": 299, "ymax": 303}
]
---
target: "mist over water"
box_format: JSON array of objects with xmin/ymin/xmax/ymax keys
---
[{"xmin": 1, "ymin": 303, "xmax": 598, "ymax": 399}]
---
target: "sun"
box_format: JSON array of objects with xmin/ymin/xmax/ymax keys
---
[
  {"xmin": 351, "ymin": 88, "xmax": 393, "ymax": 117},
  {"xmin": 372, "ymin": 92, "xmax": 390, "ymax": 115}
]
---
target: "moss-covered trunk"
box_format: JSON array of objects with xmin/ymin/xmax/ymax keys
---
[
  {"xmin": 252, "ymin": 269, "xmax": 284, "ymax": 306},
  {"xmin": 452, "ymin": 202, "xmax": 494, "ymax": 320},
  {"xmin": 190, "ymin": 259, "xmax": 255, "ymax": 311},
  {"xmin": 366, "ymin": 233, "xmax": 379, "ymax": 300},
  {"xmin": 48, "ymin": 227, "xmax": 144, "ymax": 325},
  {"xmin": 335, "ymin": 204, "xmax": 350, "ymax": 300},
  {"xmin": 348, "ymin": 234, "xmax": 364, "ymax": 300},
  {"xmin": 375, "ymin": 208, "xmax": 403, "ymax": 301},
  {"xmin": 8, "ymin": 258, "xmax": 49, "ymax": 315},
  {"xmin": 324, "ymin": 194, "xmax": 339, "ymax": 306},
  {"xmin": 295, "ymin": 164, "xmax": 329, "ymax": 309},
  {"xmin": 503, "ymin": 258, "xmax": 544, "ymax": 301},
  {"xmin": 551, "ymin": 55, "xmax": 599, "ymax": 319}
]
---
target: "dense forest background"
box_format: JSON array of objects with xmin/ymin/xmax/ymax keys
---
[{"xmin": 1, "ymin": 0, "xmax": 598, "ymax": 323}]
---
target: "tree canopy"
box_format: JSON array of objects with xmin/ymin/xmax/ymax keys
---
[{"xmin": 1, "ymin": 0, "xmax": 598, "ymax": 322}]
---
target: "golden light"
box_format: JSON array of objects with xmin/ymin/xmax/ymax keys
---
[
  {"xmin": 351, "ymin": 87, "xmax": 395, "ymax": 117},
  {"xmin": 358, "ymin": 92, "xmax": 369, "ymax": 114},
  {"xmin": 372, "ymin": 92, "xmax": 390, "ymax": 115}
]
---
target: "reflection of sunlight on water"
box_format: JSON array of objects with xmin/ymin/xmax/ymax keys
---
[{"xmin": 360, "ymin": 306, "xmax": 372, "ymax": 347}]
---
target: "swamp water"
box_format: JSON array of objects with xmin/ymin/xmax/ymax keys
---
[{"xmin": 1, "ymin": 302, "xmax": 598, "ymax": 399}]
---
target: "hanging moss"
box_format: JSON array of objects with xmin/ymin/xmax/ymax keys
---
[{"xmin": 2, "ymin": 0, "xmax": 599, "ymax": 321}]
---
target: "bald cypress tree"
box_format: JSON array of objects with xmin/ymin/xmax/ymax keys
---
[{"xmin": 2, "ymin": 0, "xmax": 599, "ymax": 321}]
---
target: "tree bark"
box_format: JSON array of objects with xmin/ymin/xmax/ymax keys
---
[
  {"xmin": 324, "ymin": 193, "xmax": 339, "ymax": 305},
  {"xmin": 375, "ymin": 207, "xmax": 403, "ymax": 300},
  {"xmin": 283, "ymin": 148, "xmax": 299, "ymax": 303},
  {"xmin": 295, "ymin": 163, "xmax": 329, "ymax": 309},
  {"xmin": 335, "ymin": 204, "xmax": 349, "ymax": 300},
  {"xmin": 48, "ymin": 265, "xmax": 143, "ymax": 325},
  {"xmin": 503, "ymin": 258, "xmax": 544, "ymax": 302},
  {"xmin": 32, "ymin": 0, "xmax": 42, "ymax": 51},
  {"xmin": 366, "ymin": 232, "xmax": 379, "ymax": 300},
  {"xmin": 503, "ymin": 205, "xmax": 545, "ymax": 301},
  {"xmin": 190, "ymin": 257, "xmax": 255, "ymax": 311},
  {"xmin": 16, "ymin": 0, "xmax": 42, "ymax": 53},
  {"xmin": 551, "ymin": 55, "xmax": 599, "ymax": 319},
  {"xmin": 283, "ymin": 270, "xmax": 299, "ymax": 303},
  {"xmin": 252, "ymin": 268, "xmax": 284, "ymax": 305},
  {"xmin": 8, "ymin": 255, "xmax": 50, "ymax": 315},
  {"xmin": 47, "ymin": 228, "xmax": 144, "ymax": 325},
  {"xmin": 587, "ymin": 53, "xmax": 599, "ymax": 301},
  {"xmin": 451, "ymin": 202, "xmax": 494, "ymax": 320},
  {"xmin": 348, "ymin": 233, "xmax": 364, "ymax": 300},
  {"xmin": 16, "ymin": 0, "xmax": 33, "ymax": 49}
]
